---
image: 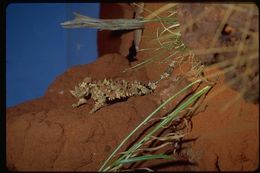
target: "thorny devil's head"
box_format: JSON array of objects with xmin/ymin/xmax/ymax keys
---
[{"xmin": 70, "ymin": 77, "xmax": 157, "ymax": 114}]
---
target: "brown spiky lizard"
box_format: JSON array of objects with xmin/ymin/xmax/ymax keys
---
[
  {"xmin": 70, "ymin": 61, "xmax": 175, "ymax": 114},
  {"xmin": 70, "ymin": 77, "xmax": 156, "ymax": 113}
]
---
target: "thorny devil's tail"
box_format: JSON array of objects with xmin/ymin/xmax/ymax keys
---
[{"xmin": 70, "ymin": 61, "xmax": 176, "ymax": 114}]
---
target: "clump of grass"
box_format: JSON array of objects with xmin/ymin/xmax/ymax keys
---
[
  {"xmin": 100, "ymin": 3, "xmax": 258, "ymax": 171},
  {"xmin": 62, "ymin": 3, "xmax": 257, "ymax": 171},
  {"xmin": 125, "ymin": 4, "xmax": 258, "ymax": 110},
  {"xmin": 99, "ymin": 79, "xmax": 212, "ymax": 171},
  {"xmin": 123, "ymin": 3, "xmax": 190, "ymax": 73},
  {"xmin": 99, "ymin": 4, "xmax": 214, "ymax": 171}
]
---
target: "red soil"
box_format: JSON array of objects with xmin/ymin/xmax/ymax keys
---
[{"xmin": 6, "ymin": 3, "xmax": 259, "ymax": 171}]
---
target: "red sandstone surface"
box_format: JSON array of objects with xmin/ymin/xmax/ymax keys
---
[{"xmin": 6, "ymin": 3, "xmax": 259, "ymax": 171}]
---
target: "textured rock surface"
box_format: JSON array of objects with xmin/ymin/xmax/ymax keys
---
[
  {"xmin": 6, "ymin": 3, "xmax": 259, "ymax": 171},
  {"xmin": 6, "ymin": 53, "xmax": 158, "ymax": 171}
]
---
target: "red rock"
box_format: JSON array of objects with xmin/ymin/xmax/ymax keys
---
[{"xmin": 7, "ymin": 3, "xmax": 259, "ymax": 171}]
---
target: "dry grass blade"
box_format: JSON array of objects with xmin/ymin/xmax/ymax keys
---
[
  {"xmin": 220, "ymin": 89, "xmax": 243, "ymax": 112},
  {"xmin": 142, "ymin": 142, "xmax": 173, "ymax": 152},
  {"xmin": 220, "ymin": 4, "xmax": 258, "ymax": 14},
  {"xmin": 61, "ymin": 12, "xmax": 147, "ymax": 30},
  {"xmin": 145, "ymin": 3, "xmax": 177, "ymax": 19},
  {"xmin": 123, "ymin": 49, "xmax": 168, "ymax": 72},
  {"xmin": 151, "ymin": 133, "xmax": 187, "ymax": 142},
  {"xmin": 122, "ymin": 167, "xmax": 154, "ymax": 172},
  {"xmin": 204, "ymin": 76, "xmax": 241, "ymax": 102},
  {"xmin": 233, "ymin": 6, "xmax": 254, "ymax": 67},
  {"xmin": 191, "ymin": 45, "xmax": 256, "ymax": 56},
  {"xmin": 157, "ymin": 5, "xmax": 215, "ymax": 42},
  {"xmin": 204, "ymin": 52, "xmax": 258, "ymax": 73}
]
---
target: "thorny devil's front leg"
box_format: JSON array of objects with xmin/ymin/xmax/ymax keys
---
[
  {"xmin": 91, "ymin": 96, "xmax": 106, "ymax": 114},
  {"xmin": 70, "ymin": 61, "xmax": 176, "ymax": 114}
]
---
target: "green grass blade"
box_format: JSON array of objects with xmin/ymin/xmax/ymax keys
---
[
  {"xmin": 118, "ymin": 154, "xmax": 174, "ymax": 164},
  {"xmin": 111, "ymin": 85, "xmax": 212, "ymax": 170},
  {"xmin": 99, "ymin": 79, "xmax": 203, "ymax": 171}
]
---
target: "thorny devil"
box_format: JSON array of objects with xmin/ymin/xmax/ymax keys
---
[{"xmin": 70, "ymin": 61, "xmax": 176, "ymax": 114}]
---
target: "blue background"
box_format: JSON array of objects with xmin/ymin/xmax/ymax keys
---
[{"xmin": 6, "ymin": 3, "xmax": 100, "ymax": 107}]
